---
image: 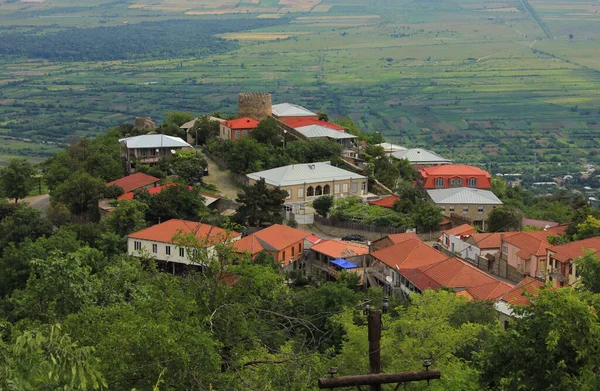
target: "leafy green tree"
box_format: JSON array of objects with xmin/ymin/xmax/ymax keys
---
[
  {"xmin": 137, "ymin": 184, "xmax": 208, "ymax": 224},
  {"xmin": 487, "ymin": 205, "xmax": 524, "ymax": 232},
  {"xmin": 251, "ymin": 117, "xmax": 282, "ymax": 146},
  {"xmin": 190, "ymin": 115, "xmax": 221, "ymax": 145},
  {"xmin": 100, "ymin": 199, "xmax": 148, "ymax": 237},
  {"xmin": 0, "ymin": 205, "xmax": 52, "ymax": 252},
  {"xmin": 574, "ymin": 215, "xmax": 600, "ymax": 240},
  {"xmin": 51, "ymin": 170, "xmax": 106, "ymax": 214},
  {"xmin": 574, "ymin": 251, "xmax": 600, "ymax": 293},
  {"xmin": 313, "ymin": 195, "xmax": 334, "ymax": 217},
  {"xmin": 414, "ymin": 201, "xmax": 443, "ymax": 231},
  {"xmin": 0, "ymin": 158, "xmax": 35, "ymax": 203},
  {"xmin": 235, "ymin": 178, "xmax": 287, "ymax": 227},
  {"xmin": 103, "ymin": 184, "xmax": 124, "ymax": 199},
  {"xmin": 227, "ymin": 137, "xmax": 268, "ymax": 174},
  {"xmin": 285, "ymin": 139, "xmax": 343, "ymax": 164},
  {"xmin": 165, "ymin": 111, "xmax": 193, "ymax": 127},
  {"xmin": 172, "ymin": 153, "xmax": 207, "ymax": 185},
  {"xmin": 317, "ymin": 110, "xmax": 329, "ymax": 121}
]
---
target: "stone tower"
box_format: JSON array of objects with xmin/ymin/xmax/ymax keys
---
[{"xmin": 238, "ymin": 92, "xmax": 272, "ymax": 121}]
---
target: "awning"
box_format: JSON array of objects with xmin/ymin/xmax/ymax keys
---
[{"xmin": 330, "ymin": 258, "xmax": 358, "ymax": 269}]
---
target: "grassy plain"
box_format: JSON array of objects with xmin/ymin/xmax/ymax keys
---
[{"xmin": 0, "ymin": 0, "xmax": 600, "ymax": 174}]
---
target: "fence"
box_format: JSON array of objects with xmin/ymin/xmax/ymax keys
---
[{"xmin": 314, "ymin": 216, "xmax": 406, "ymax": 235}]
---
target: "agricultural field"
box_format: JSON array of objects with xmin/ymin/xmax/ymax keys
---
[{"xmin": 0, "ymin": 0, "xmax": 599, "ymax": 175}]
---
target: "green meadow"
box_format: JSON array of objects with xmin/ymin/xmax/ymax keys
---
[{"xmin": 1, "ymin": 0, "xmax": 600, "ymax": 173}]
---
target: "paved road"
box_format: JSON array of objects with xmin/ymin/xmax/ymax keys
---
[{"xmin": 22, "ymin": 194, "xmax": 50, "ymax": 214}]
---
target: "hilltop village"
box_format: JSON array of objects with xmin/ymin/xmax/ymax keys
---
[{"xmin": 2, "ymin": 92, "xmax": 600, "ymax": 389}]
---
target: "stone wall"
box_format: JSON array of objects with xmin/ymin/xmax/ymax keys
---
[{"xmin": 238, "ymin": 92, "xmax": 272, "ymax": 120}]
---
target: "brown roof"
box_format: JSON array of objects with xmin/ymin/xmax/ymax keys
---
[
  {"xmin": 311, "ymin": 240, "xmax": 369, "ymax": 259},
  {"xmin": 549, "ymin": 236, "xmax": 600, "ymax": 263},
  {"xmin": 371, "ymin": 238, "xmax": 447, "ymax": 269},
  {"xmin": 465, "ymin": 233, "xmax": 515, "ymax": 249},
  {"xmin": 498, "ymin": 276, "xmax": 545, "ymax": 306},
  {"xmin": 106, "ymin": 172, "xmax": 160, "ymax": 193},
  {"xmin": 442, "ymin": 224, "xmax": 477, "ymax": 237},
  {"xmin": 233, "ymin": 224, "xmax": 310, "ymax": 255},
  {"xmin": 503, "ymin": 232, "xmax": 552, "ymax": 259},
  {"xmin": 369, "ymin": 195, "xmax": 401, "ymax": 209},
  {"xmin": 387, "ymin": 232, "xmax": 420, "ymax": 245},
  {"xmin": 232, "ymin": 235, "xmax": 265, "ymax": 255},
  {"xmin": 128, "ymin": 219, "xmax": 240, "ymax": 246}
]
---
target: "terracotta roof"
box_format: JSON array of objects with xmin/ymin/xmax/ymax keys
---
[
  {"xmin": 369, "ymin": 195, "xmax": 400, "ymax": 209},
  {"xmin": 128, "ymin": 219, "xmax": 240, "ymax": 246},
  {"xmin": 281, "ymin": 118, "xmax": 345, "ymax": 131},
  {"xmin": 465, "ymin": 233, "xmax": 515, "ymax": 249},
  {"xmin": 498, "ymin": 276, "xmax": 545, "ymax": 307},
  {"xmin": 504, "ymin": 231, "xmax": 557, "ymax": 259},
  {"xmin": 420, "ymin": 164, "xmax": 491, "ymax": 177},
  {"xmin": 311, "ymin": 240, "xmax": 369, "ymax": 259},
  {"xmin": 306, "ymin": 235, "xmax": 323, "ymax": 245},
  {"xmin": 443, "ymin": 224, "xmax": 477, "ymax": 237},
  {"xmin": 222, "ymin": 117, "xmax": 260, "ymax": 130},
  {"xmin": 117, "ymin": 184, "xmax": 221, "ymax": 202},
  {"xmin": 371, "ymin": 238, "xmax": 447, "ymax": 269},
  {"xmin": 402, "ymin": 257, "xmax": 514, "ymax": 299},
  {"xmin": 233, "ymin": 224, "xmax": 310, "ymax": 255},
  {"xmin": 232, "ymin": 235, "xmax": 265, "ymax": 255},
  {"xmin": 549, "ymin": 236, "xmax": 600, "ymax": 263},
  {"xmin": 386, "ymin": 232, "xmax": 420, "ymax": 245},
  {"xmin": 106, "ymin": 172, "xmax": 160, "ymax": 193}
]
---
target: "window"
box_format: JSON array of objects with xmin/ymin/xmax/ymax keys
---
[
  {"xmin": 450, "ymin": 178, "xmax": 463, "ymax": 188},
  {"xmin": 361, "ymin": 182, "xmax": 366, "ymax": 193},
  {"xmin": 242, "ymin": 130, "xmax": 247, "ymax": 137},
  {"xmin": 435, "ymin": 178, "xmax": 444, "ymax": 188},
  {"xmin": 298, "ymin": 243, "xmax": 301, "ymax": 254},
  {"xmin": 478, "ymin": 206, "xmax": 484, "ymax": 214},
  {"xmin": 134, "ymin": 241, "xmax": 142, "ymax": 251},
  {"xmin": 468, "ymin": 178, "xmax": 477, "ymax": 187},
  {"xmin": 462, "ymin": 206, "xmax": 469, "ymax": 215},
  {"xmin": 334, "ymin": 184, "xmax": 340, "ymax": 194},
  {"xmin": 449, "ymin": 206, "xmax": 455, "ymax": 213},
  {"xmin": 315, "ymin": 185, "xmax": 323, "ymax": 196},
  {"xmin": 152, "ymin": 243, "xmax": 157, "ymax": 253},
  {"xmin": 351, "ymin": 182, "xmax": 358, "ymax": 193},
  {"xmin": 323, "ymin": 184, "xmax": 330, "ymax": 195},
  {"xmin": 179, "ymin": 248, "xmax": 185, "ymax": 257},
  {"xmin": 282, "ymin": 250, "xmax": 286, "ymax": 262},
  {"xmin": 307, "ymin": 186, "xmax": 314, "ymax": 197},
  {"xmin": 286, "ymin": 189, "xmax": 291, "ymax": 199},
  {"xmin": 343, "ymin": 183, "xmax": 348, "ymax": 193},
  {"xmin": 298, "ymin": 188, "xmax": 304, "ymax": 198},
  {"xmin": 292, "ymin": 246, "xmax": 295, "ymax": 257},
  {"xmin": 569, "ymin": 264, "xmax": 573, "ymax": 275},
  {"xmin": 235, "ymin": 130, "xmax": 241, "ymax": 139},
  {"xmin": 166, "ymin": 245, "xmax": 171, "ymax": 255}
]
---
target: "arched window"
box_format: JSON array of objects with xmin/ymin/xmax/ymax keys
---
[
  {"xmin": 315, "ymin": 186, "xmax": 323, "ymax": 196},
  {"xmin": 307, "ymin": 186, "xmax": 314, "ymax": 197},
  {"xmin": 323, "ymin": 184, "xmax": 331, "ymax": 195}
]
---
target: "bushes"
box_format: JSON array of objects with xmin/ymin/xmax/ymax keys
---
[{"xmin": 328, "ymin": 197, "xmax": 414, "ymax": 228}]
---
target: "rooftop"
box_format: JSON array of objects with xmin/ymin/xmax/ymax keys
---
[
  {"xmin": 377, "ymin": 142, "xmax": 406, "ymax": 153},
  {"xmin": 419, "ymin": 164, "xmax": 491, "ymax": 178},
  {"xmin": 498, "ymin": 276, "xmax": 545, "ymax": 307},
  {"xmin": 117, "ymin": 184, "xmax": 220, "ymax": 206},
  {"xmin": 386, "ymin": 232, "xmax": 420, "ymax": 245},
  {"xmin": 272, "ymin": 103, "xmax": 317, "ymax": 117},
  {"xmin": 106, "ymin": 172, "xmax": 160, "ymax": 193},
  {"xmin": 119, "ymin": 134, "xmax": 193, "ymax": 149},
  {"xmin": 465, "ymin": 232, "xmax": 515, "ymax": 249},
  {"xmin": 427, "ymin": 188, "xmax": 503, "ymax": 205},
  {"xmin": 222, "ymin": 117, "xmax": 260, "ymax": 130},
  {"xmin": 282, "ymin": 118, "xmax": 345, "ymax": 131},
  {"xmin": 247, "ymin": 161, "xmax": 366, "ymax": 188},
  {"xmin": 180, "ymin": 116, "xmax": 224, "ymax": 130},
  {"xmin": 128, "ymin": 219, "xmax": 240, "ymax": 246},
  {"xmin": 311, "ymin": 240, "xmax": 369, "ymax": 259},
  {"xmin": 443, "ymin": 224, "xmax": 477, "ymax": 237},
  {"xmin": 233, "ymin": 224, "xmax": 311, "ymax": 257},
  {"xmin": 390, "ymin": 148, "xmax": 451, "ymax": 164},
  {"xmin": 549, "ymin": 236, "xmax": 600, "ymax": 263},
  {"xmin": 371, "ymin": 238, "xmax": 448, "ymax": 270},
  {"xmin": 295, "ymin": 125, "xmax": 357, "ymax": 140},
  {"xmin": 369, "ymin": 195, "xmax": 401, "ymax": 209}
]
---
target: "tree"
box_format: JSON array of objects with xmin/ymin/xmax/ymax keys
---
[
  {"xmin": 227, "ymin": 138, "xmax": 268, "ymax": 174},
  {"xmin": 317, "ymin": 110, "xmax": 329, "ymax": 121},
  {"xmin": 574, "ymin": 215, "xmax": 600, "ymax": 240},
  {"xmin": 101, "ymin": 199, "xmax": 148, "ymax": 237},
  {"xmin": 487, "ymin": 205, "xmax": 524, "ymax": 232},
  {"xmin": 137, "ymin": 184, "xmax": 208, "ymax": 224},
  {"xmin": 313, "ymin": 195, "xmax": 334, "ymax": 218},
  {"xmin": 165, "ymin": 111, "xmax": 193, "ymax": 127},
  {"xmin": 251, "ymin": 117, "xmax": 281, "ymax": 146},
  {"xmin": 0, "ymin": 158, "xmax": 35, "ymax": 203},
  {"xmin": 414, "ymin": 201, "xmax": 443, "ymax": 231},
  {"xmin": 51, "ymin": 170, "xmax": 106, "ymax": 215},
  {"xmin": 0, "ymin": 205, "xmax": 53, "ymax": 252},
  {"xmin": 235, "ymin": 178, "xmax": 287, "ymax": 227},
  {"xmin": 171, "ymin": 152, "xmax": 207, "ymax": 185},
  {"xmin": 190, "ymin": 115, "xmax": 221, "ymax": 145}
]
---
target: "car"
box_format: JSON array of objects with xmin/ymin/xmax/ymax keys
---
[{"xmin": 341, "ymin": 234, "xmax": 366, "ymax": 242}]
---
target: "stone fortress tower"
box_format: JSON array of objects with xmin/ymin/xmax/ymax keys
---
[{"xmin": 238, "ymin": 92, "xmax": 272, "ymax": 121}]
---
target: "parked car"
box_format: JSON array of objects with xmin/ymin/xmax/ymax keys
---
[{"xmin": 341, "ymin": 234, "xmax": 366, "ymax": 242}]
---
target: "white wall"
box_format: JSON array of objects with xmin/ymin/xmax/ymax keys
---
[
  {"xmin": 441, "ymin": 234, "xmax": 481, "ymax": 262},
  {"xmin": 127, "ymin": 236, "xmax": 240, "ymax": 265}
]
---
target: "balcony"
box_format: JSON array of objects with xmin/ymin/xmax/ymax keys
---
[{"xmin": 549, "ymin": 271, "xmax": 568, "ymax": 282}]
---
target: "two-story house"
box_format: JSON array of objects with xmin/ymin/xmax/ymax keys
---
[
  {"xmin": 127, "ymin": 219, "xmax": 241, "ymax": 273},
  {"xmin": 106, "ymin": 172, "xmax": 160, "ymax": 194},
  {"xmin": 279, "ymin": 117, "xmax": 359, "ymax": 158},
  {"xmin": 389, "ymin": 148, "xmax": 451, "ymax": 169},
  {"xmin": 418, "ymin": 164, "xmax": 492, "ymax": 190},
  {"xmin": 219, "ymin": 117, "xmax": 260, "ymax": 141},
  {"xmin": 546, "ymin": 236, "xmax": 600, "ymax": 288},
  {"xmin": 309, "ymin": 239, "xmax": 369, "ymax": 279},
  {"xmin": 119, "ymin": 134, "xmax": 194, "ymax": 171}
]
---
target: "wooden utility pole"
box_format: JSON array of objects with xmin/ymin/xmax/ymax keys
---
[{"xmin": 368, "ymin": 309, "xmax": 382, "ymax": 391}]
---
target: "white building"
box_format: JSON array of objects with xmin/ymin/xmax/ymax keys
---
[{"xmin": 119, "ymin": 134, "xmax": 193, "ymax": 170}]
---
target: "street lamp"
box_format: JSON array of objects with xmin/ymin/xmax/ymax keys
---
[{"xmin": 283, "ymin": 129, "xmax": 288, "ymax": 149}]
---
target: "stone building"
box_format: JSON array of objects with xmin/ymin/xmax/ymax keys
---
[{"xmin": 238, "ymin": 92, "xmax": 272, "ymax": 120}]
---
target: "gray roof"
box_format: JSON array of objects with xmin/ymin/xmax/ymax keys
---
[
  {"xmin": 272, "ymin": 103, "xmax": 316, "ymax": 117},
  {"xmin": 180, "ymin": 116, "xmax": 224, "ymax": 130},
  {"xmin": 296, "ymin": 125, "xmax": 358, "ymax": 140},
  {"xmin": 247, "ymin": 161, "xmax": 366, "ymax": 187},
  {"xmin": 377, "ymin": 142, "xmax": 406, "ymax": 153},
  {"xmin": 427, "ymin": 188, "xmax": 503, "ymax": 205},
  {"xmin": 390, "ymin": 148, "xmax": 451, "ymax": 164},
  {"xmin": 119, "ymin": 134, "xmax": 193, "ymax": 149}
]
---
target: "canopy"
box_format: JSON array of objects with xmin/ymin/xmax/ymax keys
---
[{"xmin": 330, "ymin": 258, "xmax": 358, "ymax": 269}]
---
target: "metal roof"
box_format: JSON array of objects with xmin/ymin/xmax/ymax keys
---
[
  {"xmin": 377, "ymin": 142, "xmax": 406, "ymax": 152},
  {"xmin": 247, "ymin": 161, "xmax": 366, "ymax": 187},
  {"xmin": 119, "ymin": 134, "xmax": 193, "ymax": 149},
  {"xmin": 390, "ymin": 148, "xmax": 451, "ymax": 164},
  {"xmin": 272, "ymin": 103, "xmax": 317, "ymax": 117},
  {"xmin": 427, "ymin": 188, "xmax": 503, "ymax": 205},
  {"xmin": 180, "ymin": 116, "xmax": 224, "ymax": 130},
  {"xmin": 295, "ymin": 125, "xmax": 358, "ymax": 140}
]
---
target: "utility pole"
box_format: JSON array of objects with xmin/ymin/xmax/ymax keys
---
[{"xmin": 318, "ymin": 297, "xmax": 440, "ymax": 390}]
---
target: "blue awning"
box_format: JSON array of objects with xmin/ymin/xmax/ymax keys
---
[{"xmin": 330, "ymin": 258, "xmax": 358, "ymax": 269}]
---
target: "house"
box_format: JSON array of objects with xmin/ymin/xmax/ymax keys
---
[
  {"xmin": 418, "ymin": 164, "xmax": 492, "ymax": 189},
  {"xmin": 127, "ymin": 219, "xmax": 241, "ymax": 273},
  {"xmin": 376, "ymin": 142, "xmax": 406, "ymax": 154},
  {"xmin": 119, "ymin": 134, "xmax": 193, "ymax": 171},
  {"xmin": 389, "ymin": 148, "xmax": 451, "ymax": 168},
  {"xmin": 461, "ymin": 232, "xmax": 515, "ymax": 263},
  {"xmin": 117, "ymin": 183, "xmax": 221, "ymax": 207},
  {"xmin": 232, "ymin": 224, "xmax": 310, "ymax": 268},
  {"xmin": 546, "ymin": 236, "xmax": 600, "ymax": 288},
  {"xmin": 106, "ymin": 172, "xmax": 160, "ymax": 193},
  {"xmin": 271, "ymin": 103, "xmax": 318, "ymax": 120},
  {"xmin": 305, "ymin": 234, "xmax": 323, "ymax": 250},
  {"xmin": 246, "ymin": 161, "xmax": 368, "ymax": 206},
  {"xmin": 501, "ymin": 227, "xmax": 566, "ymax": 282},
  {"xmin": 368, "ymin": 195, "xmax": 400, "ymax": 209},
  {"xmin": 219, "ymin": 117, "xmax": 260, "ymax": 141},
  {"xmin": 370, "ymin": 232, "xmax": 420, "ymax": 252},
  {"xmin": 279, "ymin": 117, "xmax": 358, "ymax": 157},
  {"xmin": 180, "ymin": 116, "xmax": 225, "ymax": 144},
  {"xmin": 427, "ymin": 188, "xmax": 503, "ymax": 231},
  {"xmin": 438, "ymin": 224, "xmax": 477, "ymax": 258},
  {"xmin": 309, "ymin": 240, "xmax": 369, "ymax": 279},
  {"xmin": 495, "ymin": 276, "xmax": 545, "ymax": 327}
]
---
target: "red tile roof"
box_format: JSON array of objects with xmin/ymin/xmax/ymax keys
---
[
  {"xmin": 222, "ymin": 117, "xmax": 260, "ymax": 130},
  {"xmin": 128, "ymin": 219, "xmax": 240, "ymax": 246},
  {"xmin": 498, "ymin": 276, "xmax": 545, "ymax": 307},
  {"xmin": 311, "ymin": 240, "xmax": 369, "ymax": 259},
  {"xmin": 419, "ymin": 164, "xmax": 492, "ymax": 189},
  {"xmin": 233, "ymin": 224, "xmax": 310, "ymax": 255},
  {"xmin": 232, "ymin": 235, "xmax": 265, "ymax": 255},
  {"xmin": 369, "ymin": 195, "xmax": 401, "ymax": 208},
  {"xmin": 504, "ymin": 232, "xmax": 552, "ymax": 259},
  {"xmin": 465, "ymin": 233, "xmax": 515, "ymax": 249},
  {"xmin": 386, "ymin": 232, "xmax": 420, "ymax": 245},
  {"xmin": 306, "ymin": 235, "xmax": 323, "ymax": 245},
  {"xmin": 401, "ymin": 257, "xmax": 514, "ymax": 300},
  {"xmin": 117, "ymin": 183, "xmax": 221, "ymax": 201},
  {"xmin": 549, "ymin": 236, "xmax": 600, "ymax": 263},
  {"xmin": 281, "ymin": 118, "xmax": 346, "ymax": 131},
  {"xmin": 106, "ymin": 172, "xmax": 160, "ymax": 193},
  {"xmin": 443, "ymin": 224, "xmax": 477, "ymax": 237},
  {"xmin": 371, "ymin": 238, "xmax": 447, "ymax": 269}
]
